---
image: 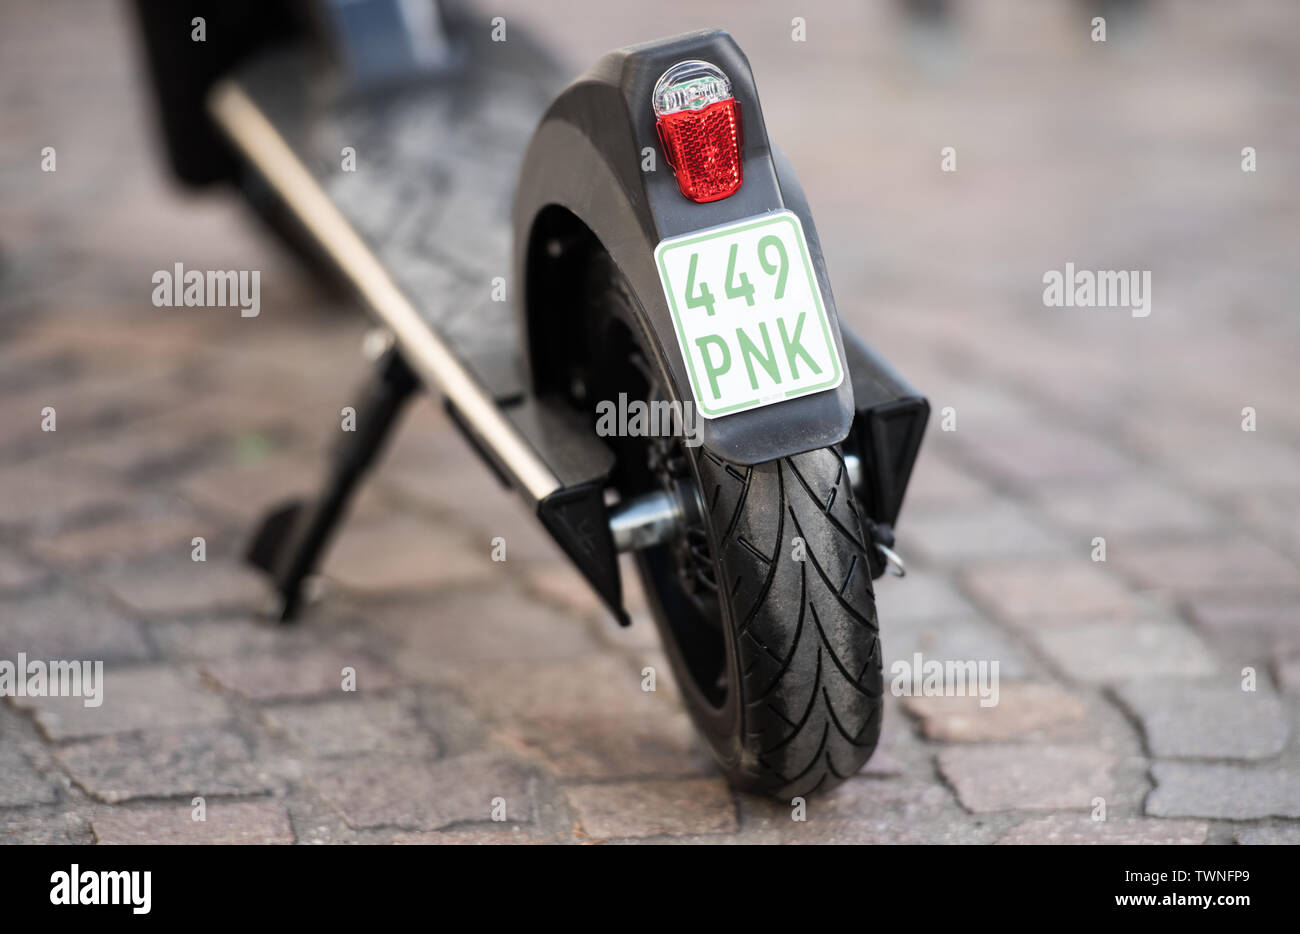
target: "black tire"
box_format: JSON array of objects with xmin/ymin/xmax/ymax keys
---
[{"xmin": 583, "ymin": 253, "xmax": 883, "ymax": 799}]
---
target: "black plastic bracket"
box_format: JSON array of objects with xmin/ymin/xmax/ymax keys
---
[
  {"xmin": 536, "ymin": 484, "xmax": 628, "ymax": 626},
  {"xmin": 840, "ymin": 327, "xmax": 929, "ymax": 579}
]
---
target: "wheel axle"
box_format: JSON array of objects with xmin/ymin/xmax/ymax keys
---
[{"xmin": 609, "ymin": 453, "xmax": 866, "ymax": 553}]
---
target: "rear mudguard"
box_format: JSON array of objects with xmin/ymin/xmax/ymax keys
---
[{"xmin": 513, "ymin": 29, "xmax": 855, "ymax": 465}]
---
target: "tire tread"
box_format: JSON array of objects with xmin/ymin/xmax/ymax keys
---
[{"xmin": 694, "ymin": 446, "xmax": 883, "ymax": 797}]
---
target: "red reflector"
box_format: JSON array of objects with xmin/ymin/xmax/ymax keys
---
[{"xmin": 656, "ymin": 98, "xmax": 744, "ymax": 203}]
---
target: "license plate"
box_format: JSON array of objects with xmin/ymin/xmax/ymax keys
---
[{"xmin": 654, "ymin": 210, "xmax": 843, "ymax": 419}]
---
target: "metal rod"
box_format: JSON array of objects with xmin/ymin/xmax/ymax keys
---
[
  {"xmin": 609, "ymin": 453, "xmax": 867, "ymax": 554},
  {"xmin": 609, "ymin": 491, "xmax": 682, "ymax": 552}
]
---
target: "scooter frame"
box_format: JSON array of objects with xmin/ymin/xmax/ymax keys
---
[{"xmin": 136, "ymin": 4, "xmax": 927, "ymax": 625}]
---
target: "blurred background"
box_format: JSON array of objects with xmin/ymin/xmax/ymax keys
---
[{"xmin": 1, "ymin": 0, "xmax": 1297, "ymax": 844}]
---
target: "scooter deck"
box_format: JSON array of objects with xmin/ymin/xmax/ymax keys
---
[{"xmin": 228, "ymin": 34, "xmax": 557, "ymax": 391}]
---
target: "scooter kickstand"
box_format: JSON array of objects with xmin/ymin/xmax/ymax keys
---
[{"xmin": 245, "ymin": 343, "xmax": 421, "ymax": 621}]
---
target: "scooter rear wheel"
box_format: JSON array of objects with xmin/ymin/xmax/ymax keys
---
[{"xmin": 585, "ymin": 252, "xmax": 884, "ymax": 799}]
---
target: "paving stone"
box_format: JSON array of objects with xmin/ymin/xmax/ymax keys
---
[
  {"xmin": 379, "ymin": 426, "xmax": 533, "ymax": 543},
  {"xmin": 93, "ymin": 801, "xmax": 295, "ymax": 844},
  {"xmin": 1147, "ymin": 762, "xmax": 1300, "ymax": 820},
  {"xmin": 1188, "ymin": 594, "xmax": 1300, "ymax": 658},
  {"xmin": 0, "ymin": 461, "xmax": 126, "ymax": 527},
  {"xmin": 100, "ymin": 560, "xmax": 270, "ymax": 616},
  {"xmin": 1034, "ymin": 477, "xmax": 1221, "ymax": 539},
  {"xmin": 55, "ymin": 727, "xmax": 278, "ymax": 803},
  {"xmin": 1233, "ymin": 489, "xmax": 1300, "ymax": 560},
  {"xmin": 1277, "ymin": 656, "xmax": 1300, "ymax": 694},
  {"xmin": 523, "ymin": 561, "xmax": 607, "ymax": 621},
  {"xmin": 57, "ymin": 421, "xmax": 239, "ymax": 480},
  {"xmin": 576, "ymin": 556, "xmax": 658, "ymax": 650},
  {"xmin": 263, "ymin": 698, "xmax": 436, "ymax": 758},
  {"xmin": 903, "ymin": 683, "xmax": 1089, "ymax": 742},
  {"xmin": 926, "ymin": 384, "xmax": 1044, "ymax": 436},
  {"xmin": 10, "ymin": 665, "xmax": 230, "ymax": 740},
  {"xmin": 907, "ymin": 500, "xmax": 1072, "ymax": 565},
  {"xmin": 958, "ymin": 561, "xmax": 1145, "ymax": 624},
  {"xmin": 1115, "ymin": 679, "xmax": 1289, "ymax": 760},
  {"xmin": 441, "ymin": 656, "xmax": 677, "ymax": 722},
  {"xmin": 859, "ymin": 746, "xmax": 907, "ymax": 779},
  {"xmin": 17, "ymin": 320, "xmax": 204, "ymax": 363},
  {"xmin": 323, "ymin": 515, "xmax": 494, "ymax": 594},
  {"xmin": 401, "ymin": 686, "xmax": 488, "ymax": 760},
  {"xmin": 366, "ymin": 589, "xmax": 598, "ymax": 677},
  {"xmin": 148, "ymin": 617, "xmax": 322, "ymax": 662},
  {"xmin": 194, "ymin": 329, "xmax": 366, "ymax": 407},
  {"xmin": 1234, "ymin": 825, "xmax": 1300, "ymax": 845},
  {"xmin": 740, "ymin": 776, "xmax": 960, "ymax": 828},
  {"xmin": 178, "ymin": 452, "xmax": 338, "ymax": 525},
  {"xmin": 737, "ymin": 818, "xmax": 994, "ymax": 845},
  {"xmin": 0, "ymin": 813, "xmax": 87, "ymax": 845},
  {"xmin": 874, "ymin": 571, "xmax": 981, "ymax": 623},
  {"xmin": 203, "ymin": 649, "xmax": 401, "ymax": 702},
  {"xmin": 1029, "ymin": 621, "xmax": 1218, "ymax": 683},
  {"xmin": 565, "ymin": 778, "xmax": 737, "ymax": 839},
  {"xmin": 858, "ymin": 697, "xmax": 921, "ymax": 778},
  {"xmin": 0, "ymin": 592, "xmax": 151, "ymax": 663},
  {"xmin": 311, "ymin": 754, "xmax": 534, "ymax": 830},
  {"xmin": 901, "ymin": 450, "xmax": 992, "ymax": 511},
  {"xmin": 65, "ymin": 397, "xmax": 302, "ymax": 477},
  {"xmin": 445, "ymin": 503, "xmax": 562, "ymax": 569},
  {"xmin": 0, "ymin": 545, "xmax": 46, "ymax": 593},
  {"xmin": 31, "ymin": 513, "xmax": 217, "ymax": 569},
  {"xmin": 1173, "ymin": 436, "xmax": 1300, "ymax": 495},
  {"xmin": 0, "ymin": 744, "xmax": 60, "ymax": 807},
  {"xmin": 0, "ymin": 387, "xmax": 141, "ymax": 457},
  {"xmin": 938, "ymin": 745, "xmax": 1117, "ymax": 813},
  {"xmin": 997, "ymin": 815, "xmax": 1208, "ymax": 845},
  {"xmin": 492, "ymin": 712, "xmax": 711, "ymax": 781},
  {"xmin": 5, "ymin": 363, "xmax": 180, "ymax": 432},
  {"xmin": 1115, "ymin": 538, "xmax": 1299, "ymax": 597},
  {"xmin": 957, "ymin": 424, "xmax": 1134, "ymax": 488},
  {"xmin": 883, "ymin": 615, "xmax": 1038, "ymax": 680},
  {"xmin": 392, "ymin": 828, "xmax": 555, "ymax": 844}
]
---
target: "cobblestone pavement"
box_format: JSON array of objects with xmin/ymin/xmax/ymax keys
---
[{"xmin": 2, "ymin": 0, "xmax": 1298, "ymax": 844}]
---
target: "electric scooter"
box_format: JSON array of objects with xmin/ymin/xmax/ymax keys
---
[{"xmin": 134, "ymin": 0, "xmax": 927, "ymax": 798}]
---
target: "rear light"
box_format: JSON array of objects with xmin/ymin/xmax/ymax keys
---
[{"xmin": 653, "ymin": 60, "xmax": 743, "ymax": 203}]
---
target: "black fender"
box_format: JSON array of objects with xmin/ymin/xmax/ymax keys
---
[{"xmin": 512, "ymin": 29, "xmax": 855, "ymax": 466}]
